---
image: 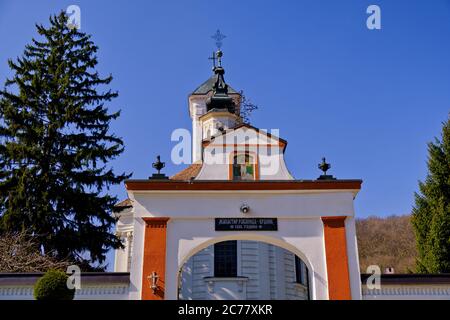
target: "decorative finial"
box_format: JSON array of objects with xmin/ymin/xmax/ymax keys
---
[
  {"xmin": 149, "ymin": 155, "xmax": 168, "ymax": 180},
  {"xmin": 211, "ymin": 29, "xmax": 226, "ymax": 50},
  {"xmin": 210, "ymin": 30, "xmax": 226, "ymax": 68},
  {"xmin": 216, "ymin": 49, "xmax": 223, "ymax": 67},
  {"xmin": 152, "ymin": 155, "xmax": 165, "ymax": 174},
  {"xmin": 318, "ymin": 157, "xmax": 330, "ymax": 175},
  {"xmin": 205, "ymin": 29, "xmax": 234, "ymax": 113},
  {"xmin": 317, "ymin": 157, "xmax": 336, "ymax": 180}
]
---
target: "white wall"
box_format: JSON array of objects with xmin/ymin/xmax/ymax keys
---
[
  {"xmin": 189, "ymin": 98, "xmax": 207, "ymax": 163},
  {"xmin": 197, "ymin": 127, "xmax": 294, "ymax": 180},
  {"xmin": 127, "ymin": 189, "xmax": 360, "ymax": 300},
  {"xmin": 0, "ymin": 284, "xmax": 129, "ymax": 300},
  {"xmin": 114, "ymin": 207, "xmax": 134, "ymax": 272},
  {"xmin": 345, "ymin": 216, "xmax": 362, "ymax": 299},
  {"xmin": 179, "ymin": 246, "xmax": 212, "ymax": 299}
]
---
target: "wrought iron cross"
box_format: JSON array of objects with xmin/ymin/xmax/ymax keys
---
[
  {"xmin": 208, "ymin": 51, "xmax": 217, "ymax": 68},
  {"xmin": 211, "ymin": 29, "xmax": 226, "ymax": 49},
  {"xmin": 148, "ymin": 271, "xmax": 159, "ymax": 293}
]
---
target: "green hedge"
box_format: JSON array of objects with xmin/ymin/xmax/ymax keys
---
[{"xmin": 33, "ymin": 269, "xmax": 75, "ymax": 300}]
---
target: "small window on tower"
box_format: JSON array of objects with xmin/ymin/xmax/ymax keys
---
[{"xmin": 232, "ymin": 154, "xmax": 255, "ymax": 181}]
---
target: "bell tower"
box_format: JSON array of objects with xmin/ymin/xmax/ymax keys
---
[{"xmin": 189, "ymin": 47, "xmax": 241, "ymax": 163}]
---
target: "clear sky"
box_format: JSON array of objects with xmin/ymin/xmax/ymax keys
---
[{"xmin": 1, "ymin": 0, "xmax": 449, "ymax": 267}]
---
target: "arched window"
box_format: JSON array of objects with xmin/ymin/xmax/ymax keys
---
[{"xmin": 232, "ymin": 154, "xmax": 256, "ymax": 181}]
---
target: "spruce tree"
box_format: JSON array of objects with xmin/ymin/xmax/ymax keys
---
[
  {"xmin": 412, "ymin": 115, "xmax": 450, "ymax": 273},
  {"xmin": 0, "ymin": 12, "xmax": 130, "ymax": 268}
]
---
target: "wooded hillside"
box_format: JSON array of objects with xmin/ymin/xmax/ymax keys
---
[{"xmin": 356, "ymin": 215, "xmax": 417, "ymax": 273}]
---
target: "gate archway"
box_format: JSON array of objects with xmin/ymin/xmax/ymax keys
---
[{"xmin": 176, "ymin": 236, "xmax": 314, "ymax": 300}]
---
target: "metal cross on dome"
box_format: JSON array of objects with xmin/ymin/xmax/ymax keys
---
[
  {"xmin": 208, "ymin": 51, "xmax": 217, "ymax": 68},
  {"xmin": 211, "ymin": 29, "xmax": 226, "ymax": 49}
]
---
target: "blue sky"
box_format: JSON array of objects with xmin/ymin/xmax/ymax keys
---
[{"xmin": 0, "ymin": 2, "xmax": 449, "ymax": 222}]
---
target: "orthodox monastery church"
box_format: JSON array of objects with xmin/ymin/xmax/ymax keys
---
[{"xmin": 1, "ymin": 49, "xmax": 450, "ymax": 300}]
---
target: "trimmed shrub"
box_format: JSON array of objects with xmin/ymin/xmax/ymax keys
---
[{"xmin": 33, "ymin": 269, "xmax": 75, "ymax": 300}]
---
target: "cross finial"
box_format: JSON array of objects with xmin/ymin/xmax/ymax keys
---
[
  {"xmin": 208, "ymin": 51, "xmax": 217, "ymax": 69},
  {"xmin": 211, "ymin": 29, "xmax": 226, "ymax": 50}
]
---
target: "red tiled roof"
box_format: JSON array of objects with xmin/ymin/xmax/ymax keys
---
[
  {"xmin": 114, "ymin": 198, "xmax": 132, "ymax": 208},
  {"xmin": 170, "ymin": 163, "xmax": 202, "ymax": 180}
]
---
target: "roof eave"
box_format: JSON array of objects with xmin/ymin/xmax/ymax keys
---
[{"xmin": 125, "ymin": 179, "xmax": 363, "ymax": 193}]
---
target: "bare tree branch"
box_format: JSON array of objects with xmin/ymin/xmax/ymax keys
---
[
  {"xmin": 0, "ymin": 230, "xmax": 71, "ymax": 272},
  {"xmin": 237, "ymin": 90, "xmax": 258, "ymax": 125}
]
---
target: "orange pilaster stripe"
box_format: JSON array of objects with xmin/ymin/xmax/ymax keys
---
[
  {"xmin": 141, "ymin": 217, "xmax": 170, "ymax": 300},
  {"xmin": 322, "ymin": 216, "xmax": 351, "ymax": 300}
]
